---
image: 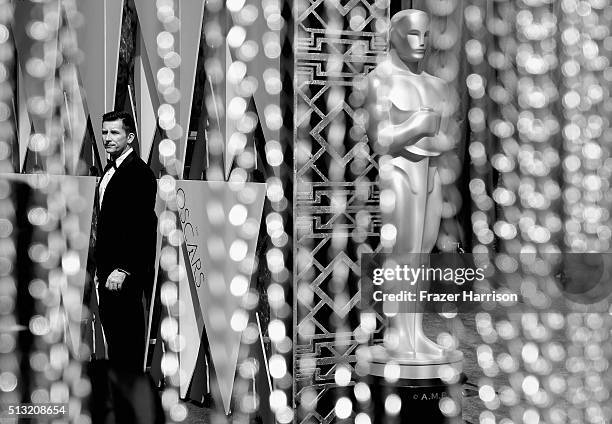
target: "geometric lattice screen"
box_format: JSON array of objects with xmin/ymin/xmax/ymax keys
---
[{"xmin": 294, "ymin": 1, "xmax": 389, "ymax": 422}]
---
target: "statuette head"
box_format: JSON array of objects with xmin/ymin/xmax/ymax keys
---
[{"xmin": 390, "ymin": 9, "xmax": 430, "ymax": 63}]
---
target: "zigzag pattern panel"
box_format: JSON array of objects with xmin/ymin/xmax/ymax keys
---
[{"xmin": 294, "ymin": 1, "xmax": 388, "ymax": 422}]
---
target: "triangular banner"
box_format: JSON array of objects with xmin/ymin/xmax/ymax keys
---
[
  {"xmin": 62, "ymin": 69, "xmax": 89, "ymax": 175},
  {"xmin": 77, "ymin": 0, "xmax": 124, "ymax": 170},
  {"xmin": 177, "ymin": 242, "xmax": 202, "ymax": 398},
  {"xmin": 17, "ymin": 64, "xmax": 31, "ymax": 173},
  {"xmin": 152, "ymin": 181, "xmax": 265, "ymax": 413},
  {"xmin": 135, "ymin": 36, "xmax": 158, "ymax": 163},
  {"xmin": 178, "ymin": 0, "xmax": 206, "ymax": 172},
  {"xmin": 241, "ymin": 0, "xmax": 281, "ymax": 163},
  {"xmin": 133, "ymin": 0, "xmax": 165, "ymax": 113}
]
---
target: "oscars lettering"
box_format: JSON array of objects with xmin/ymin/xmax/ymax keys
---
[{"xmin": 177, "ymin": 188, "xmax": 206, "ymax": 288}]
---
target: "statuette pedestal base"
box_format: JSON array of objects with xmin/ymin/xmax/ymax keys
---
[{"xmin": 368, "ymin": 348, "xmax": 464, "ymax": 423}]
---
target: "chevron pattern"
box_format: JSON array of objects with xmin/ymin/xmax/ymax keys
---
[{"xmin": 294, "ymin": 1, "xmax": 388, "ymax": 422}]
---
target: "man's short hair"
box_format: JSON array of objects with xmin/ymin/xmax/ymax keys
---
[{"xmin": 102, "ymin": 111, "xmax": 136, "ymax": 136}]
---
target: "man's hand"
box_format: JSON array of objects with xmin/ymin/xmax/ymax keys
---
[{"xmin": 105, "ymin": 269, "xmax": 128, "ymax": 291}]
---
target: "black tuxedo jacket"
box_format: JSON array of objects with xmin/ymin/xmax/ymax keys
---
[
  {"xmin": 95, "ymin": 152, "xmax": 157, "ymax": 288},
  {"xmin": 94, "ymin": 151, "xmax": 157, "ymax": 372}
]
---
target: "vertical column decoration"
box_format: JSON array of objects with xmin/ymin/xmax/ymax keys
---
[{"xmin": 293, "ymin": 1, "xmax": 388, "ymax": 422}]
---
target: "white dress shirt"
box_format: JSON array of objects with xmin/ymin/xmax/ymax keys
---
[{"xmin": 99, "ymin": 147, "xmax": 133, "ymax": 208}]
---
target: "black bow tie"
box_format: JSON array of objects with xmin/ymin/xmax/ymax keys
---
[{"xmin": 103, "ymin": 159, "xmax": 117, "ymax": 174}]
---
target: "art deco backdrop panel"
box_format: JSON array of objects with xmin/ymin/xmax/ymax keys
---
[{"xmin": 293, "ymin": 1, "xmax": 388, "ymax": 422}]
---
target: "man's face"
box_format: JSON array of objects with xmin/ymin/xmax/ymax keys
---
[
  {"xmin": 390, "ymin": 12, "xmax": 430, "ymax": 63},
  {"xmin": 102, "ymin": 119, "xmax": 134, "ymax": 158}
]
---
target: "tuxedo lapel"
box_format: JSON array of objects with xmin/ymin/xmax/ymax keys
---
[
  {"xmin": 100, "ymin": 151, "xmax": 135, "ymax": 212},
  {"xmin": 94, "ymin": 177, "xmax": 101, "ymax": 214}
]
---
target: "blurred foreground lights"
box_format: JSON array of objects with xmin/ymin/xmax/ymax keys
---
[
  {"xmin": 226, "ymin": 0, "xmax": 246, "ymax": 13},
  {"xmin": 28, "ymin": 207, "xmax": 48, "ymax": 226},
  {"xmin": 227, "ymin": 25, "xmax": 246, "ymax": 49},
  {"xmin": 161, "ymin": 317, "xmax": 178, "ymax": 340},
  {"xmin": 276, "ymin": 406, "xmax": 294, "ymax": 423},
  {"xmin": 157, "ymin": 67, "xmax": 175, "ymax": 87},
  {"xmin": 0, "ymin": 334, "xmax": 15, "ymax": 354},
  {"xmin": 269, "ymin": 389, "xmax": 287, "ymax": 412},
  {"xmin": 360, "ymin": 312, "xmax": 376, "ymax": 333},
  {"xmin": 384, "ymin": 393, "xmax": 401, "ymax": 416},
  {"xmin": 269, "ymin": 354, "xmax": 287, "ymax": 379},
  {"xmin": 380, "ymin": 223, "xmax": 397, "ymax": 248},
  {"xmin": 354, "ymin": 382, "xmax": 371, "ymax": 403},
  {"xmin": 355, "ymin": 413, "xmax": 372, "ymax": 424},
  {"xmin": 437, "ymin": 332, "xmax": 457, "ymax": 350},
  {"xmin": 61, "ymin": 251, "xmax": 80, "ymax": 275},
  {"xmin": 266, "ymin": 248, "xmax": 285, "ymax": 273},
  {"xmin": 479, "ymin": 384, "xmax": 496, "ymax": 402},
  {"xmin": 263, "ymin": 68, "xmax": 282, "ymax": 95},
  {"xmin": 170, "ymin": 404, "xmax": 187, "ymax": 422},
  {"xmin": 227, "ymin": 97, "xmax": 247, "ymax": 121},
  {"xmin": 230, "ymin": 274, "xmax": 249, "ymax": 297},
  {"xmin": 522, "ymin": 342, "xmax": 539, "ymax": 364},
  {"xmin": 265, "ymin": 140, "xmax": 284, "ymax": 167},
  {"xmin": 268, "ymin": 319, "xmax": 286, "ymax": 343},
  {"xmin": 229, "ymin": 239, "xmax": 248, "ymax": 261},
  {"xmin": 156, "ymin": 31, "xmax": 174, "ymax": 50},
  {"xmin": 159, "ymin": 138, "xmax": 177, "ymax": 158},
  {"xmin": 334, "ymin": 365, "xmax": 351, "ymax": 386},
  {"xmin": 160, "ymin": 281, "xmax": 178, "ymax": 305},
  {"xmin": 267, "ymin": 283, "xmax": 285, "ymax": 308},
  {"xmin": 158, "ymin": 175, "xmax": 177, "ymax": 196},
  {"xmin": 29, "ymin": 315, "xmax": 49, "ymax": 336},
  {"xmin": 230, "ymin": 309, "xmax": 248, "ymax": 332},
  {"xmin": 29, "ymin": 133, "xmax": 49, "ymax": 152},
  {"xmin": 163, "ymin": 51, "xmax": 181, "ymax": 68},
  {"xmin": 227, "ymin": 61, "xmax": 247, "ymax": 85},
  {"xmin": 0, "ymin": 371, "xmax": 17, "ymax": 392},
  {"xmin": 480, "ymin": 411, "xmax": 496, "ymax": 424},
  {"xmin": 383, "ymin": 361, "xmax": 400, "ymax": 383},
  {"xmin": 439, "ymin": 397, "xmax": 459, "ymax": 417},
  {"xmin": 438, "ymin": 364, "xmax": 461, "ymax": 384},
  {"xmin": 522, "ymin": 375, "xmax": 540, "ymax": 396},
  {"xmin": 161, "ymin": 352, "xmax": 179, "ymax": 375},
  {"xmin": 264, "ymin": 104, "xmax": 283, "ymax": 131},
  {"xmin": 335, "ymin": 397, "xmax": 352, "ymax": 419},
  {"xmin": 299, "ymin": 387, "xmax": 317, "ymax": 410},
  {"xmin": 161, "ymin": 388, "xmax": 179, "ymax": 410},
  {"xmin": 379, "ymin": 189, "xmax": 396, "ymax": 213},
  {"xmin": 523, "ymin": 409, "xmax": 540, "ymax": 424}
]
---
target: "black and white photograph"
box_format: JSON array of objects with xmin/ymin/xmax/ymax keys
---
[{"xmin": 0, "ymin": 0, "xmax": 611, "ymax": 423}]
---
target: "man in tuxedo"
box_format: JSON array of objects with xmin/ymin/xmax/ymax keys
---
[
  {"xmin": 95, "ymin": 111, "xmax": 157, "ymax": 373},
  {"xmin": 90, "ymin": 111, "xmax": 163, "ymax": 424}
]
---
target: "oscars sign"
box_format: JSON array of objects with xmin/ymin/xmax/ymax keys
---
[{"xmin": 149, "ymin": 180, "xmax": 266, "ymax": 414}]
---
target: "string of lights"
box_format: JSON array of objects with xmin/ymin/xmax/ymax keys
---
[
  {"xmin": 257, "ymin": 0, "xmax": 295, "ymax": 421},
  {"xmin": 1, "ymin": 1, "xmax": 95, "ymax": 422},
  {"xmin": 0, "ymin": 0, "xmax": 18, "ymax": 414},
  {"xmin": 153, "ymin": 0, "xmax": 186, "ymax": 422},
  {"xmin": 472, "ymin": 1, "xmax": 612, "ymax": 424}
]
